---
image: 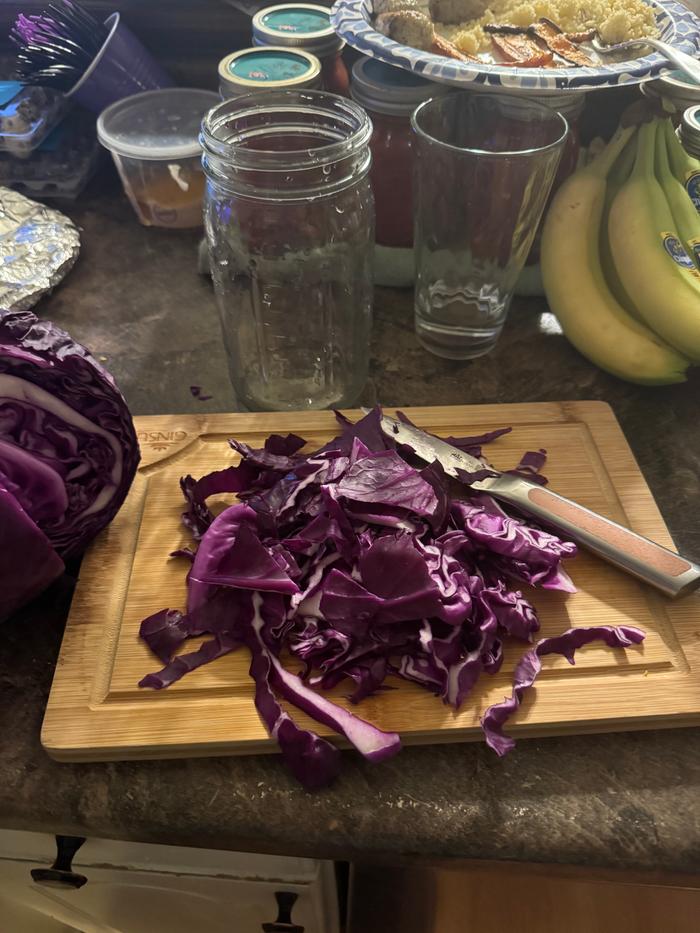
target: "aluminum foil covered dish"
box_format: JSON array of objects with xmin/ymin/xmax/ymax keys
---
[{"xmin": 0, "ymin": 187, "xmax": 80, "ymax": 311}]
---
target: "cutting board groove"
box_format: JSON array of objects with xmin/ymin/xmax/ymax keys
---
[{"xmin": 42, "ymin": 403, "xmax": 700, "ymax": 762}]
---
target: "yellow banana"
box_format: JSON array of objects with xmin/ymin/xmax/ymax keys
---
[
  {"xmin": 665, "ymin": 119, "xmax": 700, "ymax": 214},
  {"xmin": 541, "ymin": 125, "xmax": 689, "ymax": 385},
  {"xmin": 608, "ymin": 121, "xmax": 700, "ymax": 361},
  {"xmin": 656, "ymin": 119, "xmax": 700, "ymax": 267},
  {"xmin": 600, "ymin": 127, "xmax": 639, "ymax": 316}
]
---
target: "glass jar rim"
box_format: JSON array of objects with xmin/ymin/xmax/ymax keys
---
[
  {"xmin": 200, "ymin": 89, "xmax": 372, "ymax": 172},
  {"xmin": 411, "ymin": 92, "xmax": 569, "ymax": 159}
]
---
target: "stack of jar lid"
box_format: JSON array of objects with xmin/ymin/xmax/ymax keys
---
[
  {"xmin": 218, "ymin": 3, "xmax": 348, "ymax": 99},
  {"xmin": 679, "ymin": 105, "xmax": 700, "ymax": 160}
]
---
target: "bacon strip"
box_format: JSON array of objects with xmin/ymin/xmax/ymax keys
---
[
  {"xmin": 431, "ymin": 34, "xmax": 477, "ymax": 61},
  {"xmin": 490, "ymin": 33, "xmax": 554, "ymax": 67},
  {"xmin": 529, "ymin": 19, "xmax": 594, "ymax": 65}
]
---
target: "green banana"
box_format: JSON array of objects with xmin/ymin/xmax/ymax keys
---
[
  {"xmin": 608, "ymin": 121, "xmax": 700, "ymax": 361},
  {"xmin": 541, "ymin": 125, "xmax": 688, "ymax": 385},
  {"xmin": 665, "ymin": 119, "xmax": 700, "ymax": 214},
  {"xmin": 656, "ymin": 119, "xmax": 700, "ymax": 267}
]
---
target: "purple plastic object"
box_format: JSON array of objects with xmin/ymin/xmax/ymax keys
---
[{"xmin": 68, "ymin": 12, "xmax": 172, "ymax": 113}]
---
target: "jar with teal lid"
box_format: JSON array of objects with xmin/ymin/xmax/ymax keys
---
[
  {"xmin": 252, "ymin": 4, "xmax": 349, "ymax": 96},
  {"xmin": 218, "ymin": 47, "xmax": 321, "ymax": 100}
]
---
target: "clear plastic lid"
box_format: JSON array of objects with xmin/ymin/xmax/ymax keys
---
[
  {"xmin": 0, "ymin": 82, "xmax": 68, "ymax": 157},
  {"xmin": 218, "ymin": 47, "xmax": 322, "ymax": 96},
  {"xmin": 252, "ymin": 4, "xmax": 344, "ymax": 57},
  {"xmin": 351, "ymin": 57, "xmax": 449, "ymax": 117},
  {"xmin": 97, "ymin": 88, "xmax": 220, "ymax": 161}
]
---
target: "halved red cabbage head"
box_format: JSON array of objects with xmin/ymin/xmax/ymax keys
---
[
  {"xmin": 0, "ymin": 478, "xmax": 65, "ymax": 622},
  {"xmin": 0, "ymin": 310, "xmax": 140, "ymax": 619}
]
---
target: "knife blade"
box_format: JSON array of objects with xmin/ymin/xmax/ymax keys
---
[{"xmin": 373, "ymin": 411, "xmax": 700, "ymax": 600}]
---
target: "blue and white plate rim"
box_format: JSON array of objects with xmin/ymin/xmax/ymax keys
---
[{"xmin": 331, "ymin": 0, "xmax": 700, "ymax": 91}]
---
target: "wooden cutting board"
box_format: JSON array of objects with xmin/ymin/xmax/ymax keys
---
[{"xmin": 42, "ymin": 403, "xmax": 700, "ymax": 762}]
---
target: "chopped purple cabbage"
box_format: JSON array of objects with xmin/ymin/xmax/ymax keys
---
[
  {"xmin": 138, "ymin": 407, "xmax": 645, "ymax": 789},
  {"xmin": 481, "ymin": 625, "xmax": 646, "ymax": 756},
  {"xmin": 190, "ymin": 385, "xmax": 213, "ymax": 401}
]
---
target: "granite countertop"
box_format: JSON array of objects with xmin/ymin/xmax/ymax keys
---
[{"xmin": 2, "ymin": 173, "xmax": 699, "ymax": 875}]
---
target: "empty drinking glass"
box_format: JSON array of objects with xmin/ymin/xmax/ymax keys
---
[{"xmin": 412, "ymin": 93, "xmax": 568, "ymax": 359}]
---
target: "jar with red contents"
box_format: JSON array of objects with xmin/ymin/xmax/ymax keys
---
[
  {"xmin": 253, "ymin": 4, "xmax": 349, "ymax": 96},
  {"xmin": 351, "ymin": 57, "xmax": 448, "ymax": 285}
]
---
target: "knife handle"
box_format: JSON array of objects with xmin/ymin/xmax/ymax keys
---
[{"xmin": 490, "ymin": 477, "xmax": 700, "ymax": 599}]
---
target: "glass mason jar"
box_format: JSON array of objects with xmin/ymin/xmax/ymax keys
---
[{"xmin": 200, "ymin": 90, "xmax": 374, "ymax": 411}]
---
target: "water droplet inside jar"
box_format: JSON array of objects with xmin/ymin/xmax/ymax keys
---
[
  {"xmin": 335, "ymin": 206, "xmax": 345, "ymax": 214},
  {"xmin": 322, "ymin": 165, "xmax": 332, "ymax": 175}
]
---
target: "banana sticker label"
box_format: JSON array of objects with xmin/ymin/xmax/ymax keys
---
[
  {"xmin": 685, "ymin": 172, "xmax": 700, "ymax": 212},
  {"xmin": 661, "ymin": 233, "xmax": 700, "ymax": 278}
]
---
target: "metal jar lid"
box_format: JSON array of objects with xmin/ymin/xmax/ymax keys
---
[
  {"xmin": 680, "ymin": 105, "xmax": 700, "ymax": 158},
  {"xmin": 350, "ymin": 56, "xmax": 448, "ymax": 117},
  {"xmin": 218, "ymin": 47, "xmax": 322, "ymax": 98},
  {"xmin": 252, "ymin": 4, "xmax": 344, "ymax": 58},
  {"xmin": 462, "ymin": 83, "xmax": 586, "ymax": 117},
  {"xmin": 641, "ymin": 71, "xmax": 700, "ymax": 114}
]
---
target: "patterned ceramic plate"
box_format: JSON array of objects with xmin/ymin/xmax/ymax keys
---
[{"xmin": 331, "ymin": 0, "xmax": 700, "ymax": 92}]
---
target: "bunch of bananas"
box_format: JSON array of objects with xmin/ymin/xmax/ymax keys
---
[{"xmin": 541, "ymin": 117, "xmax": 700, "ymax": 385}]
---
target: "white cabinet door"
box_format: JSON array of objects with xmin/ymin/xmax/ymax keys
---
[{"xmin": 0, "ymin": 831, "xmax": 339, "ymax": 933}]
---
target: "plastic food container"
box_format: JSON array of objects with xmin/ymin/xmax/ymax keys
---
[
  {"xmin": 252, "ymin": 4, "xmax": 349, "ymax": 96},
  {"xmin": 218, "ymin": 47, "xmax": 321, "ymax": 99},
  {"xmin": 97, "ymin": 88, "xmax": 219, "ymax": 228},
  {"xmin": 0, "ymin": 81, "xmax": 67, "ymax": 158},
  {"xmin": 0, "ymin": 110, "xmax": 99, "ymax": 201}
]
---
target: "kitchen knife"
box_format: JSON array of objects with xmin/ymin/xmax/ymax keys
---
[{"xmin": 374, "ymin": 411, "xmax": 700, "ymax": 599}]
